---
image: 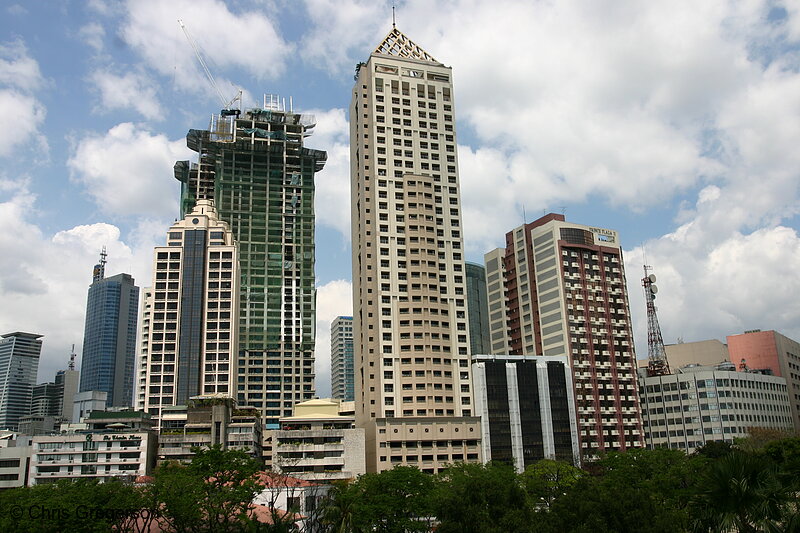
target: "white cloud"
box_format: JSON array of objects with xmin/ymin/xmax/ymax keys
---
[
  {"xmin": 121, "ymin": 0, "xmax": 292, "ymax": 103},
  {"xmin": 79, "ymin": 22, "xmax": 106, "ymax": 52},
  {"xmin": 300, "ymin": 0, "xmax": 388, "ymax": 75},
  {"xmin": 0, "ymin": 40, "xmax": 46, "ymax": 158},
  {"xmin": 314, "ymin": 279, "xmax": 353, "ymax": 397},
  {"xmin": 307, "ymin": 108, "xmax": 351, "ymax": 237},
  {"xmin": 68, "ymin": 122, "xmax": 192, "ymax": 218},
  {"xmin": 0, "ymin": 178, "xmax": 163, "ymax": 383},
  {"xmin": 89, "ymin": 69, "xmax": 162, "ymax": 120}
]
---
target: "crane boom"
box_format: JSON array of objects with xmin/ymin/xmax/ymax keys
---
[{"xmin": 178, "ymin": 19, "xmax": 228, "ymax": 108}]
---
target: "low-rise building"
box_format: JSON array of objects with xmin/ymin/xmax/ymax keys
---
[
  {"xmin": 29, "ymin": 410, "xmax": 156, "ymax": 485},
  {"xmin": 639, "ymin": 361, "xmax": 794, "ymax": 453},
  {"xmin": 157, "ymin": 395, "xmax": 262, "ymax": 464},
  {"xmin": 269, "ymin": 399, "xmax": 365, "ymax": 482},
  {"xmin": 0, "ymin": 440, "xmax": 31, "ymax": 489},
  {"xmin": 472, "ymin": 355, "xmax": 581, "ymax": 470}
]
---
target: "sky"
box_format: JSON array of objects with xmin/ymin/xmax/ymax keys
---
[{"xmin": 1, "ymin": 0, "xmax": 799, "ymax": 397}]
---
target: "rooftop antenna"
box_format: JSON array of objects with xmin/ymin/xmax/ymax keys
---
[
  {"xmin": 392, "ymin": 5, "xmax": 396, "ymax": 29},
  {"xmin": 642, "ymin": 265, "xmax": 670, "ymax": 377},
  {"xmin": 68, "ymin": 344, "xmax": 76, "ymax": 371},
  {"xmin": 92, "ymin": 246, "xmax": 107, "ymax": 283},
  {"xmin": 522, "ymin": 204, "xmax": 527, "ymax": 224}
]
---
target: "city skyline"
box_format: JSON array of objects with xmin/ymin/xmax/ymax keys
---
[{"xmin": 1, "ymin": 1, "xmax": 799, "ymax": 397}]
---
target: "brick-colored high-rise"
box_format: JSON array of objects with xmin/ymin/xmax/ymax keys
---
[{"xmin": 485, "ymin": 214, "xmax": 644, "ymax": 456}]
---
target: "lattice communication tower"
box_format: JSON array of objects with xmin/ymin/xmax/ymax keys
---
[{"xmin": 643, "ymin": 266, "xmax": 670, "ymax": 377}]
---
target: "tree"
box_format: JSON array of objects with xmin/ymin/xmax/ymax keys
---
[
  {"xmin": 690, "ymin": 451, "xmax": 794, "ymax": 533},
  {"xmin": 521, "ymin": 459, "xmax": 583, "ymax": 509},
  {"xmin": 0, "ymin": 478, "xmax": 149, "ymax": 533},
  {"xmin": 695, "ymin": 441, "xmax": 734, "ymax": 460},
  {"xmin": 433, "ymin": 462, "xmax": 533, "ymax": 533},
  {"xmin": 324, "ymin": 466, "xmax": 434, "ymax": 533},
  {"xmin": 154, "ymin": 445, "xmax": 265, "ymax": 532},
  {"xmin": 541, "ymin": 448, "xmax": 708, "ymax": 533}
]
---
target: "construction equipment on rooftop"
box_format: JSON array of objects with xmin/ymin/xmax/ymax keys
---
[
  {"xmin": 178, "ymin": 19, "xmax": 241, "ymax": 114},
  {"xmin": 643, "ymin": 266, "xmax": 671, "ymax": 377}
]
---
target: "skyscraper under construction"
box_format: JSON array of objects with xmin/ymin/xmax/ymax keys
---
[{"xmin": 174, "ymin": 96, "xmax": 327, "ymax": 425}]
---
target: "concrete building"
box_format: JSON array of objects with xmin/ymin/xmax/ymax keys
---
[
  {"xmin": 465, "ymin": 263, "xmax": 490, "ymax": 356},
  {"xmin": 663, "ymin": 339, "xmax": 730, "ymax": 370},
  {"xmin": 331, "ymin": 317, "xmax": 355, "ymax": 401},
  {"xmin": 269, "ymin": 398, "xmax": 365, "ymax": 482},
  {"xmin": 0, "ymin": 332, "xmax": 42, "ymax": 431},
  {"xmin": 639, "ymin": 362, "xmax": 794, "ymax": 453},
  {"xmin": 29, "ymin": 410, "xmax": 157, "ymax": 485},
  {"xmin": 727, "ymin": 330, "xmax": 800, "ymax": 430},
  {"xmin": 0, "ymin": 444, "xmax": 31, "ymax": 489},
  {"xmin": 136, "ymin": 200, "xmax": 240, "ymax": 428},
  {"xmin": 472, "ymin": 355, "xmax": 580, "ymax": 470},
  {"xmin": 31, "ymin": 367, "xmax": 79, "ymax": 420},
  {"xmin": 350, "ymin": 27, "xmax": 481, "ymax": 472},
  {"xmin": 80, "ymin": 250, "xmax": 139, "ymax": 408},
  {"xmin": 18, "ymin": 416, "xmax": 62, "ymax": 436},
  {"xmin": 157, "ymin": 395, "xmax": 262, "ymax": 463},
  {"xmin": 73, "ymin": 390, "xmax": 108, "ymax": 423},
  {"xmin": 174, "ymin": 98, "xmax": 327, "ymax": 426},
  {"xmin": 484, "ymin": 214, "xmax": 643, "ymax": 457}
]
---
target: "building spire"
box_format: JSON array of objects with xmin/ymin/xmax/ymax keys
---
[
  {"xmin": 392, "ymin": 4, "xmax": 396, "ymax": 29},
  {"xmin": 92, "ymin": 246, "xmax": 107, "ymax": 283}
]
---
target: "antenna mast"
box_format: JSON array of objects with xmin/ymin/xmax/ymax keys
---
[
  {"xmin": 642, "ymin": 265, "xmax": 670, "ymax": 377},
  {"xmin": 68, "ymin": 344, "xmax": 76, "ymax": 371}
]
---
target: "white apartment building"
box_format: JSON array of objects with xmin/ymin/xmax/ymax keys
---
[
  {"xmin": 29, "ymin": 410, "xmax": 156, "ymax": 485},
  {"xmin": 137, "ymin": 200, "xmax": 240, "ymax": 428},
  {"xmin": 350, "ymin": 27, "xmax": 481, "ymax": 472},
  {"xmin": 639, "ymin": 362, "xmax": 794, "ymax": 452},
  {"xmin": 269, "ymin": 398, "xmax": 365, "ymax": 482}
]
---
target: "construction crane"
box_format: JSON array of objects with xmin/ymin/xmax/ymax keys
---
[
  {"xmin": 178, "ymin": 19, "xmax": 241, "ymax": 113},
  {"xmin": 642, "ymin": 265, "xmax": 670, "ymax": 377}
]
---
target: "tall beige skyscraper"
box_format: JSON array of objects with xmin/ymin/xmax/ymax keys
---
[
  {"xmin": 137, "ymin": 200, "xmax": 240, "ymax": 428},
  {"xmin": 350, "ymin": 27, "xmax": 481, "ymax": 473}
]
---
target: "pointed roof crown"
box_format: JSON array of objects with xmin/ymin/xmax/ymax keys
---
[{"xmin": 374, "ymin": 27, "xmax": 438, "ymax": 63}]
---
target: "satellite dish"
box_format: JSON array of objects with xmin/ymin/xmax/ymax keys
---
[
  {"xmin": 648, "ymin": 274, "xmax": 657, "ymax": 283},
  {"xmin": 650, "ymin": 285, "xmax": 658, "ymax": 294}
]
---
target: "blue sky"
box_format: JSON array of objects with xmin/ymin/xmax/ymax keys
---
[{"xmin": 1, "ymin": 0, "xmax": 799, "ymax": 397}]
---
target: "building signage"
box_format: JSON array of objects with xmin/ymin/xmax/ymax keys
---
[{"xmin": 589, "ymin": 227, "xmax": 616, "ymax": 243}]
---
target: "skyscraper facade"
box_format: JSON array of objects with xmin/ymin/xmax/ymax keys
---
[
  {"xmin": 485, "ymin": 214, "xmax": 644, "ymax": 456},
  {"xmin": 80, "ymin": 253, "xmax": 139, "ymax": 408},
  {"xmin": 351, "ymin": 28, "xmax": 481, "ymax": 472},
  {"xmin": 465, "ymin": 262, "xmax": 490, "ymax": 356},
  {"xmin": 137, "ymin": 200, "xmax": 240, "ymax": 427},
  {"xmin": 175, "ymin": 99, "xmax": 327, "ymax": 425},
  {"xmin": 30, "ymin": 367, "xmax": 79, "ymax": 420},
  {"xmin": 0, "ymin": 332, "xmax": 42, "ymax": 431},
  {"xmin": 472, "ymin": 354, "xmax": 580, "ymax": 469},
  {"xmin": 331, "ymin": 316, "xmax": 355, "ymax": 401}
]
